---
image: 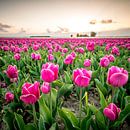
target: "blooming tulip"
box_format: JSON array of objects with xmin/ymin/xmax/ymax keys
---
[
  {"xmin": 84, "ymin": 59, "xmax": 91, "ymax": 67},
  {"xmin": 20, "ymin": 81, "xmax": 40, "ymax": 104},
  {"xmin": 107, "ymin": 54, "xmax": 115, "ymax": 62},
  {"xmin": 64, "ymin": 54, "xmax": 74, "ymax": 65},
  {"xmin": 103, "ymin": 103, "xmax": 121, "ymax": 121},
  {"xmin": 48, "ymin": 54, "xmax": 54, "ymax": 61},
  {"xmin": 107, "ymin": 66, "xmax": 128, "ymax": 87},
  {"xmin": 14, "ymin": 53, "xmax": 21, "ymax": 61},
  {"xmin": 73, "ymin": 68, "xmax": 92, "ymax": 87},
  {"xmin": 35, "ymin": 54, "xmax": 41, "ymax": 60},
  {"xmin": 6, "ymin": 65, "xmax": 18, "ymax": 82},
  {"xmin": 41, "ymin": 82, "xmax": 51, "ymax": 94},
  {"xmin": 41, "ymin": 62, "xmax": 59, "ymax": 83},
  {"xmin": 5, "ymin": 92, "xmax": 14, "ymax": 102},
  {"xmin": 100, "ymin": 57, "xmax": 110, "ymax": 67},
  {"xmin": 86, "ymin": 42, "xmax": 95, "ymax": 51}
]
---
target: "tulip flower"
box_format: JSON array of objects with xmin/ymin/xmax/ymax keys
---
[
  {"xmin": 48, "ymin": 54, "xmax": 54, "ymax": 61},
  {"xmin": 20, "ymin": 81, "xmax": 40, "ymax": 104},
  {"xmin": 111, "ymin": 46, "xmax": 120, "ymax": 56},
  {"xmin": 107, "ymin": 66, "xmax": 128, "ymax": 87},
  {"xmin": 64, "ymin": 54, "xmax": 74, "ymax": 65},
  {"xmin": 41, "ymin": 62, "xmax": 59, "ymax": 83},
  {"xmin": 6, "ymin": 65, "xmax": 18, "ymax": 82},
  {"xmin": 35, "ymin": 54, "xmax": 41, "ymax": 60},
  {"xmin": 100, "ymin": 57, "xmax": 110, "ymax": 67},
  {"xmin": 31, "ymin": 53, "xmax": 35, "ymax": 60},
  {"xmin": 86, "ymin": 42, "xmax": 95, "ymax": 51},
  {"xmin": 73, "ymin": 68, "xmax": 92, "ymax": 87},
  {"xmin": 5, "ymin": 92, "xmax": 14, "ymax": 102},
  {"xmin": 107, "ymin": 54, "xmax": 115, "ymax": 62},
  {"xmin": 14, "ymin": 53, "xmax": 21, "ymax": 61},
  {"xmin": 84, "ymin": 59, "xmax": 91, "ymax": 67},
  {"xmin": 103, "ymin": 103, "xmax": 121, "ymax": 121},
  {"xmin": 41, "ymin": 82, "xmax": 51, "ymax": 94}
]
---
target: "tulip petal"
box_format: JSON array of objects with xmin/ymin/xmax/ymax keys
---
[
  {"xmin": 103, "ymin": 108, "xmax": 116, "ymax": 121},
  {"xmin": 110, "ymin": 73, "xmax": 128, "ymax": 87},
  {"xmin": 41, "ymin": 69, "xmax": 55, "ymax": 82},
  {"xmin": 20, "ymin": 94, "xmax": 37, "ymax": 104},
  {"xmin": 75, "ymin": 75, "xmax": 90, "ymax": 87}
]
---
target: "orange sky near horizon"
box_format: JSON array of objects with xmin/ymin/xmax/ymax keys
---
[{"xmin": 0, "ymin": 0, "xmax": 130, "ymax": 35}]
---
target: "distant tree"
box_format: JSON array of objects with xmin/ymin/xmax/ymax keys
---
[
  {"xmin": 77, "ymin": 33, "xmax": 79, "ymax": 37},
  {"xmin": 90, "ymin": 32, "xmax": 96, "ymax": 37},
  {"xmin": 70, "ymin": 34, "xmax": 73, "ymax": 37}
]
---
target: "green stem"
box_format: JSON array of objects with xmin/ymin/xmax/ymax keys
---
[
  {"xmin": 112, "ymin": 87, "xmax": 116, "ymax": 103},
  {"xmin": 50, "ymin": 88, "xmax": 52, "ymax": 119},
  {"xmin": 79, "ymin": 88, "xmax": 82, "ymax": 124},
  {"xmin": 32, "ymin": 104, "xmax": 37, "ymax": 126}
]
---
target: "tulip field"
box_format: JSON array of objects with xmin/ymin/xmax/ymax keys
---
[{"xmin": 0, "ymin": 38, "xmax": 130, "ymax": 130}]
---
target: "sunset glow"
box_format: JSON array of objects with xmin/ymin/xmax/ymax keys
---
[{"xmin": 0, "ymin": 0, "xmax": 130, "ymax": 36}]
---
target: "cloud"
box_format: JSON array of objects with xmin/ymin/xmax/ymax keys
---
[
  {"xmin": 89, "ymin": 19, "xmax": 115, "ymax": 24},
  {"xmin": 57, "ymin": 26, "xmax": 69, "ymax": 33},
  {"xmin": 46, "ymin": 26, "xmax": 69, "ymax": 33},
  {"xmin": 101, "ymin": 19, "xmax": 113, "ymax": 24},
  {"xmin": 89, "ymin": 20, "xmax": 97, "ymax": 25},
  {"xmin": 0, "ymin": 22, "xmax": 12, "ymax": 32}
]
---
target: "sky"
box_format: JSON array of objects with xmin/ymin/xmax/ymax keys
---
[{"xmin": 0, "ymin": 0, "xmax": 130, "ymax": 36}]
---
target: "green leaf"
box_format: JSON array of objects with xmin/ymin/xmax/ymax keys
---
[
  {"xmin": 97, "ymin": 88, "xmax": 107, "ymax": 109},
  {"xmin": 81, "ymin": 116, "xmax": 92, "ymax": 130},
  {"xmin": 95, "ymin": 78, "xmax": 107, "ymax": 96},
  {"xmin": 64, "ymin": 71, "xmax": 72, "ymax": 84},
  {"xmin": 89, "ymin": 104, "xmax": 106, "ymax": 129},
  {"xmin": 3, "ymin": 111, "xmax": 15, "ymax": 130},
  {"xmin": 38, "ymin": 115, "xmax": 46, "ymax": 130},
  {"xmin": 58, "ymin": 109, "xmax": 80, "ymax": 130},
  {"xmin": 62, "ymin": 108, "xmax": 79, "ymax": 128},
  {"xmin": 39, "ymin": 95, "xmax": 52, "ymax": 124},
  {"xmin": 125, "ymin": 96, "xmax": 130, "ymax": 104},
  {"xmin": 51, "ymin": 80, "xmax": 64, "ymax": 88},
  {"xmin": 112, "ymin": 104, "xmax": 130, "ymax": 128},
  {"xmin": 14, "ymin": 113, "xmax": 25, "ymax": 130},
  {"xmin": 57, "ymin": 84, "xmax": 73, "ymax": 98},
  {"xmin": 24, "ymin": 124, "xmax": 37, "ymax": 130},
  {"xmin": 49, "ymin": 123, "xmax": 58, "ymax": 130}
]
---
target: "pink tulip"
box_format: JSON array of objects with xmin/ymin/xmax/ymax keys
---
[
  {"xmin": 86, "ymin": 42, "xmax": 95, "ymax": 51},
  {"xmin": 20, "ymin": 81, "xmax": 40, "ymax": 104},
  {"xmin": 103, "ymin": 103, "xmax": 121, "ymax": 121},
  {"xmin": 48, "ymin": 54, "xmax": 54, "ymax": 61},
  {"xmin": 35, "ymin": 54, "xmax": 41, "ymax": 60},
  {"xmin": 70, "ymin": 51, "xmax": 76, "ymax": 58},
  {"xmin": 107, "ymin": 66, "xmax": 128, "ymax": 87},
  {"xmin": 84, "ymin": 59, "xmax": 91, "ymax": 67},
  {"xmin": 62, "ymin": 48, "xmax": 68, "ymax": 53},
  {"xmin": 5, "ymin": 92, "xmax": 14, "ymax": 102},
  {"xmin": 111, "ymin": 46, "xmax": 120, "ymax": 56},
  {"xmin": 100, "ymin": 57, "xmax": 110, "ymax": 67},
  {"xmin": 33, "ymin": 44, "xmax": 39, "ymax": 51},
  {"xmin": 41, "ymin": 62, "xmax": 59, "ymax": 83},
  {"xmin": 73, "ymin": 68, "xmax": 92, "ymax": 87},
  {"xmin": 14, "ymin": 53, "xmax": 21, "ymax": 61},
  {"xmin": 41, "ymin": 82, "xmax": 51, "ymax": 94},
  {"xmin": 3, "ymin": 46, "xmax": 9, "ymax": 51},
  {"xmin": 64, "ymin": 54, "xmax": 74, "ymax": 65},
  {"xmin": 79, "ymin": 47, "xmax": 85, "ymax": 54},
  {"xmin": 31, "ymin": 53, "xmax": 35, "ymax": 60},
  {"xmin": 107, "ymin": 54, "xmax": 115, "ymax": 62},
  {"xmin": 128, "ymin": 58, "xmax": 130, "ymax": 62},
  {"xmin": 6, "ymin": 65, "xmax": 18, "ymax": 82},
  {"xmin": 48, "ymin": 49, "xmax": 53, "ymax": 54}
]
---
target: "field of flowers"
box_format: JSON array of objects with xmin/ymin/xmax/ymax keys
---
[{"xmin": 0, "ymin": 38, "xmax": 130, "ymax": 130}]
